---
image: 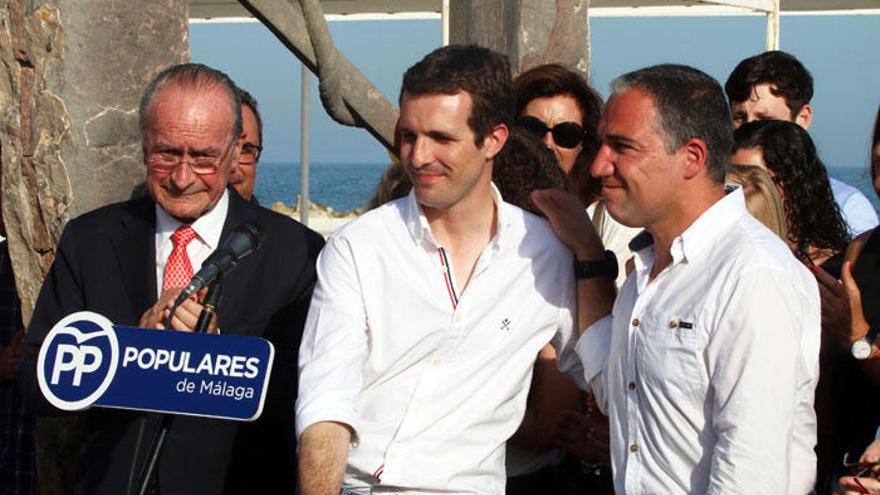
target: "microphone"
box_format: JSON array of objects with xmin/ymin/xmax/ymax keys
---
[{"xmin": 173, "ymin": 221, "xmax": 264, "ymax": 305}]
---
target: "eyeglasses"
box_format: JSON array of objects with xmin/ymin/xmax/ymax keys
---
[
  {"xmin": 146, "ymin": 140, "xmax": 235, "ymax": 175},
  {"xmin": 517, "ymin": 116, "xmax": 586, "ymax": 149},
  {"xmin": 239, "ymin": 143, "xmax": 262, "ymax": 165}
]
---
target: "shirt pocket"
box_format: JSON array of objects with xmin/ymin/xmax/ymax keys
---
[{"xmin": 633, "ymin": 312, "xmax": 704, "ymax": 398}]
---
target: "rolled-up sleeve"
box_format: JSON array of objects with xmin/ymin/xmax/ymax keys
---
[
  {"xmin": 295, "ymin": 235, "xmax": 368, "ymax": 442},
  {"xmin": 574, "ymin": 315, "xmax": 612, "ymax": 413}
]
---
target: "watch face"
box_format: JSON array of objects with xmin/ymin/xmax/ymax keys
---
[{"xmin": 852, "ymin": 339, "xmax": 872, "ymax": 360}]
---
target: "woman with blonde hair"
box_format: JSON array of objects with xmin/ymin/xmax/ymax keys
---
[{"xmin": 725, "ymin": 164, "xmax": 788, "ymax": 240}]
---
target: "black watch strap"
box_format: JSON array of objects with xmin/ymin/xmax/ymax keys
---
[{"xmin": 574, "ymin": 250, "xmax": 618, "ymax": 280}]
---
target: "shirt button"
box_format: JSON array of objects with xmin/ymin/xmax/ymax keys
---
[
  {"xmin": 669, "ymin": 320, "xmax": 678, "ymax": 328},
  {"xmin": 455, "ymin": 315, "xmax": 461, "ymax": 322},
  {"xmin": 631, "ymin": 318, "xmax": 640, "ymax": 327},
  {"xmin": 628, "ymin": 382, "xmax": 636, "ymax": 391},
  {"xmin": 389, "ymin": 452, "xmax": 398, "ymax": 460},
  {"xmin": 630, "ymin": 443, "xmax": 639, "ymax": 453},
  {"xmin": 431, "ymin": 358, "xmax": 443, "ymax": 366}
]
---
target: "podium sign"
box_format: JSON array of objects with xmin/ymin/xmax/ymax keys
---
[{"xmin": 37, "ymin": 311, "xmax": 274, "ymax": 421}]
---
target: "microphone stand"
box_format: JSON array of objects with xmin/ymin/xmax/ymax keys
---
[{"xmin": 136, "ymin": 278, "xmax": 225, "ymax": 495}]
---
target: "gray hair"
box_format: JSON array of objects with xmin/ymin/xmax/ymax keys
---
[
  {"xmin": 611, "ymin": 64, "xmax": 732, "ymax": 183},
  {"xmin": 139, "ymin": 63, "xmax": 242, "ymax": 143}
]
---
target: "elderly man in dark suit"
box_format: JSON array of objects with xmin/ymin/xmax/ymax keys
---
[{"xmin": 19, "ymin": 63, "xmax": 324, "ymax": 495}]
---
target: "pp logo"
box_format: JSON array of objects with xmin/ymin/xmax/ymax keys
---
[{"xmin": 37, "ymin": 312, "xmax": 119, "ymax": 411}]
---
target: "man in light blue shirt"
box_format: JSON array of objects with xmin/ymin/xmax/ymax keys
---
[{"xmin": 725, "ymin": 50, "xmax": 878, "ymax": 235}]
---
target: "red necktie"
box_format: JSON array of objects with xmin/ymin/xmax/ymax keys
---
[{"xmin": 162, "ymin": 226, "xmax": 198, "ymax": 292}]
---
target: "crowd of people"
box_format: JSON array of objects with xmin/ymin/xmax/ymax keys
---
[{"xmin": 1, "ymin": 42, "xmax": 879, "ymax": 495}]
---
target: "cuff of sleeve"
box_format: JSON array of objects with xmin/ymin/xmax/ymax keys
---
[
  {"xmin": 295, "ymin": 398, "xmax": 360, "ymax": 446},
  {"xmin": 575, "ymin": 315, "xmax": 612, "ymax": 384}
]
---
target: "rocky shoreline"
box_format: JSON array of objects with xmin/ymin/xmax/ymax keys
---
[{"xmin": 270, "ymin": 196, "xmax": 361, "ymax": 238}]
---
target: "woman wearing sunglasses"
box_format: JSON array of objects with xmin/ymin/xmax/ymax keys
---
[
  {"xmin": 505, "ymin": 64, "xmax": 623, "ymax": 495},
  {"xmin": 515, "ymin": 65, "xmax": 639, "ymax": 289}
]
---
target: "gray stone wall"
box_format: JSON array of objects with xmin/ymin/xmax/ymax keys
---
[{"xmin": 0, "ymin": 0, "xmax": 188, "ymax": 326}]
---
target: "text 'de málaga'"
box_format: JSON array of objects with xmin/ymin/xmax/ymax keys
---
[{"xmin": 37, "ymin": 311, "xmax": 274, "ymax": 421}]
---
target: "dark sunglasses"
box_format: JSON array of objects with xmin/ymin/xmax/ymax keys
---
[{"xmin": 517, "ymin": 116, "xmax": 585, "ymax": 149}]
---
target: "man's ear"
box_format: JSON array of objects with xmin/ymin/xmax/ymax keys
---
[
  {"xmin": 681, "ymin": 138, "xmax": 708, "ymax": 180},
  {"xmin": 795, "ymin": 104, "xmax": 813, "ymax": 130},
  {"xmin": 482, "ymin": 123, "xmax": 509, "ymax": 161}
]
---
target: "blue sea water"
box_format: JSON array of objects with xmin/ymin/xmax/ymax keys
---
[
  {"xmin": 253, "ymin": 162, "xmax": 389, "ymax": 212},
  {"xmin": 253, "ymin": 161, "xmax": 880, "ymax": 215}
]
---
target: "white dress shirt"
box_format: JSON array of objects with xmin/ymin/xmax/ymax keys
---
[
  {"xmin": 576, "ymin": 188, "xmax": 821, "ymax": 495},
  {"xmin": 154, "ymin": 189, "xmax": 228, "ymax": 297},
  {"xmin": 829, "ymin": 176, "xmax": 879, "ymax": 236},
  {"xmin": 296, "ymin": 186, "xmax": 581, "ymax": 494}
]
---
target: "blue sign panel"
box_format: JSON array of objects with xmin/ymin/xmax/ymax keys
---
[{"xmin": 37, "ymin": 311, "xmax": 274, "ymax": 421}]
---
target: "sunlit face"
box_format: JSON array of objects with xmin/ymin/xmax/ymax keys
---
[
  {"xmin": 143, "ymin": 85, "xmax": 238, "ymax": 222},
  {"xmin": 590, "ymin": 89, "xmax": 687, "ymax": 229},
  {"xmin": 730, "ymin": 146, "xmax": 785, "ymax": 200},
  {"xmin": 730, "ymin": 146, "xmax": 767, "ymax": 170},
  {"xmin": 730, "ymin": 83, "xmax": 811, "ymax": 129},
  {"xmin": 521, "ymin": 95, "xmax": 584, "ymax": 174},
  {"xmin": 230, "ymin": 104, "xmax": 260, "ymax": 200},
  {"xmin": 398, "ymin": 91, "xmax": 504, "ymax": 215}
]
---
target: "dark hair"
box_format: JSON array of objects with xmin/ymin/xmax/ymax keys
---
[
  {"xmin": 514, "ymin": 64, "xmax": 603, "ymax": 205},
  {"xmin": 492, "ymin": 127, "xmax": 570, "ymax": 216},
  {"xmin": 139, "ymin": 63, "xmax": 242, "ymax": 143},
  {"xmin": 236, "ymin": 86, "xmax": 263, "ymax": 145},
  {"xmin": 725, "ymin": 51, "xmax": 813, "ymax": 119},
  {"xmin": 400, "ymin": 45, "xmax": 514, "ymax": 146},
  {"xmin": 612, "ymin": 64, "xmax": 732, "ymax": 183},
  {"xmin": 733, "ymin": 119, "xmax": 849, "ymax": 254},
  {"xmin": 872, "ymin": 105, "xmax": 880, "ymax": 188}
]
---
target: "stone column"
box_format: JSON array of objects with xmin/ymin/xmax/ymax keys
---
[
  {"xmin": 449, "ymin": 0, "xmax": 591, "ymax": 79},
  {"xmin": 0, "ymin": 0, "xmax": 188, "ymax": 325},
  {"xmin": 0, "ymin": 2, "xmax": 188, "ymax": 493}
]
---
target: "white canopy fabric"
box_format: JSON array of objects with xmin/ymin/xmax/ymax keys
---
[{"xmin": 189, "ymin": 0, "xmax": 880, "ymax": 20}]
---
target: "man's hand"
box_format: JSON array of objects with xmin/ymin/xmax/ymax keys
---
[
  {"xmin": 0, "ymin": 330, "xmax": 25, "ymax": 382},
  {"xmin": 298, "ymin": 421, "xmax": 352, "ymax": 495},
  {"xmin": 814, "ymin": 261, "xmax": 870, "ymax": 352},
  {"xmin": 530, "ymin": 189, "xmax": 605, "ymax": 260},
  {"xmin": 837, "ymin": 475, "xmax": 880, "ymax": 494},
  {"xmin": 139, "ymin": 288, "xmax": 218, "ymax": 333}
]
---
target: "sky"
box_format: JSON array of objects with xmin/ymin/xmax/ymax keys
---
[{"xmin": 189, "ymin": 13, "xmax": 880, "ymax": 171}]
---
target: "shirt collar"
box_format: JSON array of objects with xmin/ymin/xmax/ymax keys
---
[
  {"xmin": 631, "ymin": 185, "xmax": 747, "ymax": 270},
  {"xmin": 403, "ymin": 183, "xmax": 511, "ymax": 250},
  {"xmin": 155, "ymin": 189, "xmax": 229, "ymax": 251}
]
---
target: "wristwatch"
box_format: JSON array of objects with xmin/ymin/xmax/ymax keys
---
[
  {"xmin": 574, "ymin": 250, "xmax": 618, "ymax": 280},
  {"xmin": 851, "ymin": 327, "xmax": 877, "ymax": 360}
]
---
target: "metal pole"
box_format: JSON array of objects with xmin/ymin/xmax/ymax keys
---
[
  {"xmin": 299, "ymin": 62, "xmax": 310, "ymax": 226},
  {"xmin": 441, "ymin": 0, "xmax": 450, "ymax": 46},
  {"xmin": 765, "ymin": 0, "xmax": 780, "ymax": 51}
]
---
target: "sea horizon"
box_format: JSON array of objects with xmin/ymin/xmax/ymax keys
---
[{"xmin": 254, "ymin": 162, "xmax": 880, "ymax": 215}]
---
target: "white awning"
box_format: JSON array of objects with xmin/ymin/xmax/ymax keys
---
[{"xmin": 189, "ymin": 0, "xmax": 880, "ymax": 21}]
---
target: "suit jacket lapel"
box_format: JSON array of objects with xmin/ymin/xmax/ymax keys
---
[{"xmin": 111, "ymin": 197, "xmax": 157, "ymax": 320}]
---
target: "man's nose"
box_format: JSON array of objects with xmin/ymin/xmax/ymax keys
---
[
  {"xmin": 590, "ymin": 144, "xmax": 615, "ymax": 178},
  {"xmin": 169, "ymin": 159, "xmax": 198, "ymax": 189},
  {"xmin": 409, "ymin": 137, "xmax": 433, "ymax": 168}
]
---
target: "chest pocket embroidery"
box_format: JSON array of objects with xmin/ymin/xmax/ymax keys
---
[{"xmin": 634, "ymin": 313, "xmax": 703, "ymax": 398}]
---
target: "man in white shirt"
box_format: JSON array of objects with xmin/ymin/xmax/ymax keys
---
[
  {"xmin": 534, "ymin": 64, "xmax": 821, "ymax": 494},
  {"xmin": 725, "ymin": 50, "xmax": 878, "ymax": 236},
  {"xmin": 295, "ymin": 45, "xmax": 603, "ymax": 495}
]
